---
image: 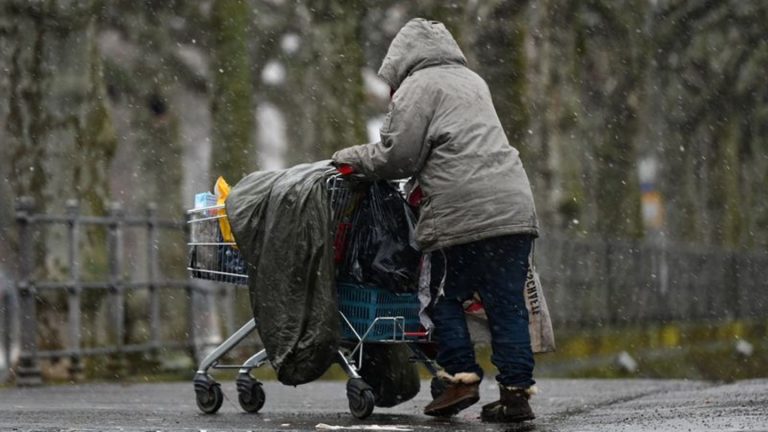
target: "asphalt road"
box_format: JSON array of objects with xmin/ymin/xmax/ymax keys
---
[{"xmin": 1, "ymin": 378, "xmax": 766, "ymax": 431}]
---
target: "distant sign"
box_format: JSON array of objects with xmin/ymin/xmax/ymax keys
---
[{"xmin": 641, "ymin": 189, "xmax": 664, "ymax": 230}]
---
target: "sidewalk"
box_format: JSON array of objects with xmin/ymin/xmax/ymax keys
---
[{"xmin": 0, "ymin": 378, "xmax": 766, "ymax": 431}]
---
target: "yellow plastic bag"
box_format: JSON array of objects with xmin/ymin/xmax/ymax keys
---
[{"xmin": 215, "ymin": 176, "xmax": 236, "ymax": 244}]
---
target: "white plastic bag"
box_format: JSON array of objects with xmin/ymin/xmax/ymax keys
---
[{"xmin": 525, "ymin": 245, "xmax": 556, "ymax": 353}]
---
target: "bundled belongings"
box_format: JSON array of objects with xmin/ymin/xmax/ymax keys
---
[
  {"xmin": 340, "ymin": 181, "xmax": 421, "ymax": 294},
  {"xmin": 226, "ymin": 162, "xmax": 339, "ymax": 386},
  {"xmin": 224, "ymin": 164, "xmax": 423, "ymax": 396},
  {"xmin": 187, "ymin": 179, "xmax": 247, "ymax": 284},
  {"xmin": 214, "ymin": 162, "xmax": 424, "ymax": 408},
  {"xmin": 358, "ymin": 344, "xmax": 421, "ymax": 408},
  {"xmin": 187, "ymin": 230, "xmax": 247, "ymax": 284}
]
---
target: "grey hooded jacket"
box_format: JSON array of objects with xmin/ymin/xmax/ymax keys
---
[{"xmin": 333, "ymin": 18, "xmax": 538, "ymax": 251}]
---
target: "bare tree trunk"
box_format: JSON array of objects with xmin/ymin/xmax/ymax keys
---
[
  {"xmin": 653, "ymin": 0, "xmax": 768, "ymax": 247},
  {"xmin": 305, "ymin": 0, "xmax": 367, "ymax": 159},
  {"xmin": 473, "ymin": 0, "xmax": 530, "ymax": 157},
  {"xmin": 410, "ymin": 0, "xmax": 467, "ymax": 43},
  {"xmin": 210, "ymin": 0, "xmax": 255, "ymax": 183},
  {"xmin": 1, "ymin": 1, "xmax": 118, "ymax": 375},
  {"xmin": 4, "ymin": 1, "xmax": 117, "ymax": 278},
  {"xmin": 571, "ymin": 0, "xmax": 646, "ymax": 239}
]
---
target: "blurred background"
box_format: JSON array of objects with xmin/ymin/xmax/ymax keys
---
[{"xmin": 0, "ymin": 0, "xmax": 766, "ymax": 384}]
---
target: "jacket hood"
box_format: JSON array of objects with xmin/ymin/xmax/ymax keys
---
[{"xmin": 378, "ymin": 18, "xmax": 467, "ymax": 90}]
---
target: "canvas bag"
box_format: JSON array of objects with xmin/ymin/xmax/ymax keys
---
[
  {"xmin": 418, "ymin": 242, "xmax": 556, "ymax": 353},
  {"xmin": 525, "ymin": 243, "xmax": 556, "ymax": 353}
]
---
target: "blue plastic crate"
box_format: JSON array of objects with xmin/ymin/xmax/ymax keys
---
[{"xmin": 337, "ymin": 282, "xmax": 421, "ymax": 341}]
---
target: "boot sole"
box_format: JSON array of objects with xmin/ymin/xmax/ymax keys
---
[
  {"xmin": 481, "ymin": 412, "xmax": 536, "ymax": 423},
  {"xmin": 424, "ymin": 394, "xmax": 480, "ymax": 417}
]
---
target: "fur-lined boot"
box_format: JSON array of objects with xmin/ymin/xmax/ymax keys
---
[
  {"xmin": 480, "ymin": 385, "xmax": 536, "ymax": 423},
  {"xmin": 423, "ymin": 371, "xmax": 481, "ymax": 417}
]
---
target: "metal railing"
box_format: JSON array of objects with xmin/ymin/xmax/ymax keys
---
[
  {"xmin": 11, "ymin": 197, "xmax": 197, "ymax": 386},
  {"xmin": 4, "ymin": 197, "xmax": 767, "ymax": 385},
  {"xmin": 536, "ymin": 232, "xmax": 768, "ymax": 326},
  {"xmin": 0, "ymin": 282, "xmax": 13, "ymax": 382}
]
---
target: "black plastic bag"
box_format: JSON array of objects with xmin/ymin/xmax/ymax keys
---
[
  {"xmin": 342, "ymin": 181, "xmax": 420, "ymax": 293},
  {"xmin": 358, "ymin": 344, "xmax": 421, "ymax": 407}
]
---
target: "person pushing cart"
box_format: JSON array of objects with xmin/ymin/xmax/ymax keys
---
[
  {"xmin": 187, "ymin": 16, "xmax": 541, "ymax": 425},
  {"xmin": 332, "ymin": 18, "xmax": 540, "ymax": 423}
]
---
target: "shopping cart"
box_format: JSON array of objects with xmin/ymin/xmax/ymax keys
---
[{"xmin": 187, "ymin": 173, "xmax": 439, "ymax": 419}]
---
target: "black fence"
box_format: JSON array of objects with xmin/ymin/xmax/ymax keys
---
[
  {"xmin": 7, "ymin": 198, "xmax": 199, "ymax": 386},
  {"xmin": 0, "ymin": 281, "xmax": 13, "ymax": 383},
  {"xmin": 537, "ymin": 232, "xmax": 768, "ymax": 326},
  {"xmin": 2, "ymin": 198, "xmax": 767, "ymax": 386}
]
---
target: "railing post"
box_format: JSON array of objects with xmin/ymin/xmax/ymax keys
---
[
  {"xmin": 146, "ymin": 203, "xmax": 160, "ymax": 363},
  {"xmin": 184, "ymin": 216, "xmax": 198, "ymax": 363},
  {"xmin": 16, "ymin": 197, "xmax": 42, "ymax": 386},
  {"xmin": 222, "ymin": 285, "xmax": 236, "ymax": 337},
  {"xmin": 66, "ymin": 199, "xmax": 84, "ymax": 380},
  {"xmin": 730, "ymin": 251, "xmax": 740, "ymax": 320},
  {"xmin": 658, "ymin": 238, "xmax": 670, "ymax": 321},
  {"xmin": 107, "ymin": 202, "xmax": 126, "ymax": 376},
  {"xmin": 2, "ymin": 285, "xmax": 11, "ymax": 381},
  {"xmin": 187, "ymin": 282, "xmax": 197, "ymax": 362},
  {"xmin": 605, "ymin": 240, "xmax": 615, "ymax": 325}
]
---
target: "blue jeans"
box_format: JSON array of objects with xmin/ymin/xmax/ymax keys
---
[{"xmin": 429, "ymin": 234, "xmax": 535, "ymax": 388}]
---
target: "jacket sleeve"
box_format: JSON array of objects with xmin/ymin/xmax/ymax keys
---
[{"xmin": 332, "ymin": 81, "xmax": 433, "ymax": 180}]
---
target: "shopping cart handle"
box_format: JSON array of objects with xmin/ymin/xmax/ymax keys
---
[
  {"xmin": 336, "ymin": 164, "xmax": 355, "ymax": 176},
  {"xmin": 404, "ymin": 331, "xmax": 429, "ymax": 338}
]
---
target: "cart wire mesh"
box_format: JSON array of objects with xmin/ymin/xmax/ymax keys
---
[
  {"xmin": 186, "ymin": 174, "xmax": 425, "ymax": 344},
  {"xmin": 187, "ymin": 174, "xmax": 356, "ymax": 284},
  {"xmin": 187, "ymin": 205, "xmax": 248, "ymax": 284}
]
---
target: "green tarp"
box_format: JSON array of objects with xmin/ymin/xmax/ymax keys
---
[
  {"xmin": 226, "ymin": 162, "xmax": 339, "ymax": 385},
  {"xmin": 225, "ymin": 161, "xmax": 419, "ymax": 403}
]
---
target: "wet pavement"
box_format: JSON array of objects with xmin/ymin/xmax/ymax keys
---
[{"xmin": 0, "ymin": 378, "xmax": 766, "ymax": 431}]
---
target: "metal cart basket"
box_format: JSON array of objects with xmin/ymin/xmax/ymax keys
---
[{"xmin": 187, "ymin": 174, "xmax": 438, "ymax": 419}]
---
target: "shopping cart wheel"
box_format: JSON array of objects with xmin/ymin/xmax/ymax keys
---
[
  {"xmin": 236, "ymin": 373, "xmax": 266, "ymax": 413},
  {"xmin": 346, "ymin": 378, "xmax": 375, "ymax": 419},
  {"xmin": 194, "ymin": 374, "xmax": 223, "ymax": 414},
  {"xmin": 430, "ymin": 376, "xmax": 447, "ymax": 399}
]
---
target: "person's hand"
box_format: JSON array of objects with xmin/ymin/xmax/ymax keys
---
[
  {"xmin": 336, "ymin": 163, "xmax": 355, "ymax": 176},
  {"xmin": 334, "ymin": 163, "xmax": 370, "ymax": 186}
]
